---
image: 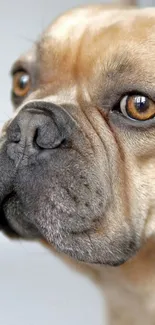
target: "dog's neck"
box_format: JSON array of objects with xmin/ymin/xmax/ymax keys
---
[
  {"xmin": 96, "ymin": 237, "xmax": 155, "ymax": 324},
  {"xmin": 56, "ymin": 237, "xmax": 155, "ymax": 324}
]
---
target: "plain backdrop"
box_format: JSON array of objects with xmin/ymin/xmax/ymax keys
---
[{"xmin": 0, "ymin": 0, "xmax": 153, "ymax": 324}]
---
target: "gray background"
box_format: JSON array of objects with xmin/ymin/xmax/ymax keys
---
[{"xmin": 0, "ymin": 0, "xmax": 153, "ymax": 324}]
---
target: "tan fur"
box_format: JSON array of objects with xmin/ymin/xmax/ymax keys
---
[{"xmin": 35, "ymin": 6, "xmax": 155, "ymax": 324}]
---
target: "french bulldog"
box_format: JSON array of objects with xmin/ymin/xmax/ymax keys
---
[{"xmin": 2, "ymin": 1, "xmax": 155, "ymax": 324}]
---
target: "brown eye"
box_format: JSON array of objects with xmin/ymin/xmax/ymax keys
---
[
  {"xmin": 12, "ymin": 71, "xmax": 30, "ymax": 98},
  {"xmin": 120, "ymin": 95, "xmax": 155, "ymax": 121}
]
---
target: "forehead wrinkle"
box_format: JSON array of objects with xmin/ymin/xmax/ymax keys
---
[
  {"xmin": 35, "ymin": 6, "xmax": 155, "ymax": 81},
  {"xmin": 41, "ymin": 6, "xmax": 155, "ymax": 44},
  {"xmin": 38, "ymin": 7, "xmax": 137, "ymax": 65}
]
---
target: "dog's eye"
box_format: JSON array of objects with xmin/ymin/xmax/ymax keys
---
[
  {"xmin": 12, "ymin": 70, "xmax": 30, "ymax": 98},
  {"xmin": 119, "ymin": 95, "xmax": 155, "ymax": 121}
]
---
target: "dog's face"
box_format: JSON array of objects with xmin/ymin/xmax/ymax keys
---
[{"xmin": 1, "ymin": 5, "xmax": 155, "ymax": 266}]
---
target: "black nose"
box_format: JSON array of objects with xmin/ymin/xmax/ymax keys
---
[{"xmin": 6, "ymin": 102, "xmax": 74, "ymax": 161}]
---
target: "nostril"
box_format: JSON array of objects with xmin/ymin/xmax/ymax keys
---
[
  {"xmin": 34, "ymin": 121, "xmax": 65, "ymax": 149},
  {"xmin": 33, "ymin": 128, "xmax": 40, "ymax": 148},
  {"xmin": 7, "ymin": 123, "xmax": 21, "ymax": 143},
  {"xmin": 6, "ymin": 102, "xmax": 75, "ymax": 151},
  {"xmin": 33, "ymin": 128, "xmax": 47, "ymax": 150}
]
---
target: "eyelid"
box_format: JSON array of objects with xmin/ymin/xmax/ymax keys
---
[
  {"xmin": 109, "ymin": 109, "xmax": 155, "ymax": 128},
  {"xmin": 10, "ymin": 60, "xmax": 29, "ymax": 77},
  {"xmin": 11, "ymin": 67, "xmax": 28, "ymax": 77}
]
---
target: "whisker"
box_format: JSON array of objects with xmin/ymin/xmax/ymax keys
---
[
  {"xmin": 86, "ymin": 232, "xmax": 94, "ymax": 251},
  {"xmin": 16, "ymin": 34, "xmax": 37, "ymax": 46},
  {"xmin": 3, "ymin": 112, "xmax": 11, "ymax": 119}
]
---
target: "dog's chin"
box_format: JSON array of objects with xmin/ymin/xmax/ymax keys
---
[
  {"xmin": 49, "ymin": 228, "xmax": 138, "ymax": 267},
  {"xmin": 1, "ymin": 198, "xmax": 138, "ymax": 267}
]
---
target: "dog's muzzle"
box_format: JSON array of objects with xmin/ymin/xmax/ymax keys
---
[{"xmin": 0, "ymin": 101, "xmax": 76, "ymax": 237}]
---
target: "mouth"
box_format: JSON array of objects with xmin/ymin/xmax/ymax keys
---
[
  {"xmin": 0, "ymin": 193, "xmax": 100, "ymax": 263},
  {"xmin": 0, "ymin": 192, "xmax": 20, "ymax": 237},
  {"xmin": 0, "ymin": 194, "xmax": 138, "ymax": 267},
  {"xmin": 0, "ymin": 191, "xmax": 41, "ymax": 239}
]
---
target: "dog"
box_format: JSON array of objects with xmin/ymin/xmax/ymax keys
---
[{"xmin": 1, "ymin": 1, "xmax": 155, "ymax": 324}]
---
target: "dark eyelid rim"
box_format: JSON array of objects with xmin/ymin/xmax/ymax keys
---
[
  {"xmin": 10, "ymin": 60, "xmax": 29, "ymax": 76},
  {"xmin": 110, "ymin": 109, "xmax": 155, "ymax": 129}
]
